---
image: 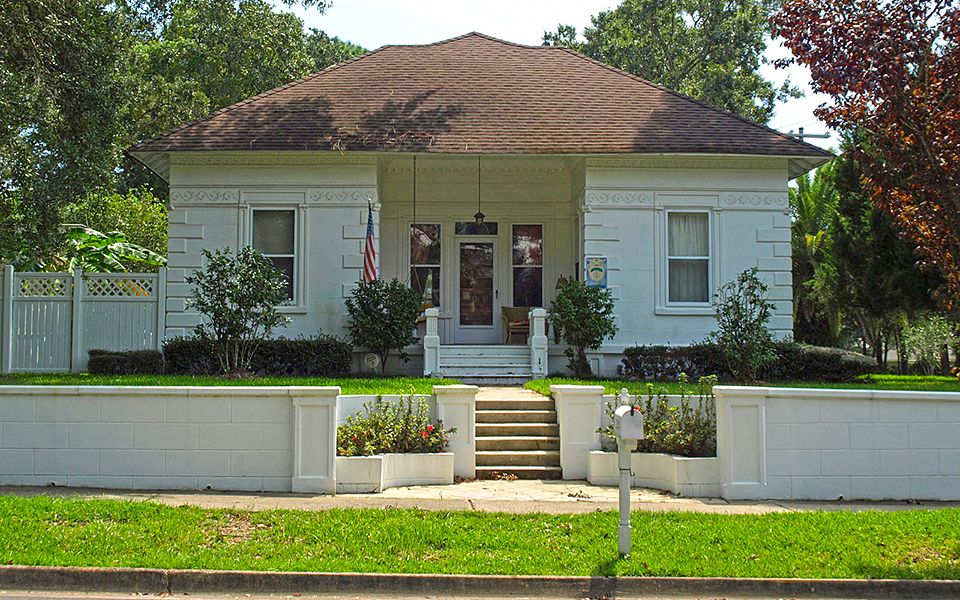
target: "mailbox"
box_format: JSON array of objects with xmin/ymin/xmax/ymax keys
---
[{"xmin": 614, "ymin": 404, "xmax": 644, "ymax": 442}]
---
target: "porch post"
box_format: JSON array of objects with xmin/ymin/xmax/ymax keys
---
[
  {"xmin": 530, "ymin": 308, "xmax": 548, "ymax": 378},
  {"xmin": 423, "ymin": 307, "xmax": 440, "ymax": 377}
]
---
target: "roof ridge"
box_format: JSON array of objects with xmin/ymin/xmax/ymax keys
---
[
  {"xmin": 552, "ymin": 46, "xmax": 833, "ymax": 158},
  {"xmin": 128, "ymin": 46, "xmax": 388, "ymax": 152},
  {"xmin": 380, "ymin": 31, "xmax": 544, "ymax": 50}
]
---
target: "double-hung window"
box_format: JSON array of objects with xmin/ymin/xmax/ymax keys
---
[
  {"xmin": 252, "ymin": 209, "xmax": 296, "ymax": 301},
  {"xmin": 411, "ymin": 224, "xmax": 441, "ymax": 308},
  {"xmin": 666, "ymin": 211, "xmax": 710, "ymax": 304}
]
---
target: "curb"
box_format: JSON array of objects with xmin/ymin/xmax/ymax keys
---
[{"xmin": 1, "ymin": 565, "xmax": 958, "ymax": 599}]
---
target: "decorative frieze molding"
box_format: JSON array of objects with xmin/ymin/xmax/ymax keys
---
[
  {"xmin": 382, "ymin": 165, "xmax": 568, "ymax": 176},
  {"xmin": 584, "ymin": 190, "xmax": 653, "ymax": 207},
  {"xmin": 169, "ymin": 152, "xmax": 378, "ymax": 167},
  {"xmin": 586, "ymin": 156, "xmax": 784, "ymax": 171},
  {"xmin": 721, "ymin": 192, "xmax": 789, "ymax": 208},
  {"xmin": 170, "ymin": 189, "xmax": 239, "ymax": 204},
  {"xmin": 309, "ymin": 188, "xmax": 379, "ymax": 205}
]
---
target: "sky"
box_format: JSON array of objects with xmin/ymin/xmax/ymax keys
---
[{"xmin": 293, "ymin": 0, "xmax": 835, "ymax": 151}]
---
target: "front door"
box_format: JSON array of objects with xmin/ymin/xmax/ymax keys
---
[{"xmin": 455, "ymin": 239, "xmax": 499, "ymax": 344}]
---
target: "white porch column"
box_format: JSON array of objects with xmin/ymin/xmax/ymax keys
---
[
  {"xmin": 291, "ymin": 387, "xmax": 339, "ymax": 494},
  {"xmin": 434, "ymin": 384, "xmax": 478, "ymax": 478},
  {"xmin": 423, "ymin": 307, "xmax": 440, "ymax": 377},
  {"xmin": 552, "ymin": 384, "xmax": 605, "ymax": 479},
  {"xmin": 529, "ymin": 308, "xmax": 548, "ymax": 378}
]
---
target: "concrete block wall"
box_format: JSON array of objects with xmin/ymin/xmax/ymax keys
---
[
  {"xmin": 578, "ymin": 156, "xmax": 793, "ymax": 376},
  {"xmin": 0, "ymin": 386, "xmax": 298, "ymax": 492},
  {"xmin": 716, "ymin": 386, "xmax": 960, "ymax": 500}
]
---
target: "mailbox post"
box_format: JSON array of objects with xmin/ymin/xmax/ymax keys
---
[{"xmin": 613, "ymin": 389, "xmax": 644, "ymax": 557}]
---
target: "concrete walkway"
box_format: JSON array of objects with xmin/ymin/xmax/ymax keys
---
[{"xmin": 3, "ymin": 480, "xmax": 956, "ymax": 515}]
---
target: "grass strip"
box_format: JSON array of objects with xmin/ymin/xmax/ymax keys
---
[
  {"xmin": 527, "ymin": 375, "xmax": 960, "ymax": 396},
  {"xmin": 1, "ymin": 495, "xmax": 958, "ymax": 579},
  {"xmin": 0, "ymin": 375, "xmax": 459, "ymax": 395}
]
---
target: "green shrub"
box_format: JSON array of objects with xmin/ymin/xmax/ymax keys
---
[
  {"xmin": 621, "ymin": 341, "xmax": 878, "ymax": 382},
  {"xmin": 88, "ymin": 349, "xmax": 163, "ymax": 375},
  {"xmin": 163, "ymin": 335, "xmax": 352, "ymax": 377},
  {"xmin": 549, "ymin": 280, "xmax": 618, "ymax": 378},
  {"xmin": 902, "ymin": 315, "xmax": 955, "ymax": 375},
  {"xmin": 345, "ymin": 279, "xmax": 421, "ymax": 375},
  {"xmin": 337, "ymin": 395, "xmax": 455, "ymax": 456},
  {"xmin": 599, "ymin": 374, "xmax": 717, "ymax": 457},
  {"xmin": 709, "ymin": 267, "xmax": 776, "ymax": 382},
  {"xmin": 186, "ymin": 247, "xmax": 291, "ymax": 374}
]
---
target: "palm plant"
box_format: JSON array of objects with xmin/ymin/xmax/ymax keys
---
[
  {"xmin": 61, "ymin": 224, "xmax": 167, "ymax": 272},
  {"xmin": 789, "ymin": 158, "xmax": 842, "ymax": 344}
]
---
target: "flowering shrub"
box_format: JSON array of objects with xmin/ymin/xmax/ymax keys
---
[
  {"xmin": 337, "ymin": 395, "xmax": 455, "ymax": 457},
  {"xmin": 599, "ymin": 373, "xmax": 717, "ymax": 457}
]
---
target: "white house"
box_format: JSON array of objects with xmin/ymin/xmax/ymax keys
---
[{"xmin": 128, "ymin": 32, "xmax": 831, "ymax": 381}]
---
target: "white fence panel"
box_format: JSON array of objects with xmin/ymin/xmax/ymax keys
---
[
  {"xmin": 0, "ymin": 266, "xmax": 165, "ymax": 373},
  {"xmin": 12, "ymin": 273, "xmax": 73, "ymax": 372}
]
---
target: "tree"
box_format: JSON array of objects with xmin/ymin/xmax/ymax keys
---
[
  {"xmin": 549, "ymin": 280, "xmax": 619, "ymax": 378},
  {"xmin": 345, "ymin": 279, "xmax": 422, "ymax": 375},
  {"xmin": 709, "ymin": 267, "xmax": 776, "ymax": 382},
  {"xmin": 790, "ymin": 158, "xmax": 842, "ymax": 346},
  {"xmin": 186, "ymin": 247, "xmax": 291, "ymax": 374},
  {"xmin": 827, "ymin": 137, "xmax": 941, "ymax": 368},
  {"xmin": 543, "ymin": 0, "xmax": 800, "ymax": 123},
  {"xmin": 772, "ymin": 0, "xmax": 960, "ymax": 306},
  {"xmin": 60, "ymin": 189, "xmax": 168, "ymax": 271}
]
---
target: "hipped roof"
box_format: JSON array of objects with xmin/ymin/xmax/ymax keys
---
[{"xmin": 129, "ymin": 32, "xmax": 832, "ymax": 178}]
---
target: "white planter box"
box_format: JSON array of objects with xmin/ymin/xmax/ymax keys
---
[
  {"xmin": 587, "ymin": 451, "xmax": 721, "ymax": 497},
  {"xmin": 336, "ymin": 452, "xmax": 454, "ymax": 493}
]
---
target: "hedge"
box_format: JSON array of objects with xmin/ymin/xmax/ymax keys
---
[
  {"xmin": 162, "ymin": 335, "xmax": 353, "ymax": 377},
  {"xmin": 622, "ymin": 341, "xmax": 879, "ymax": 382},
  {"xmin": 87, "ymin": 349, "xmax": 164, "ymax": 375}
]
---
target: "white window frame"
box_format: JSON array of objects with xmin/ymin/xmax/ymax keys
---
[
  {"xmin": 249, "ymin": 207, "xmax": 305, "ymax": 311},
  {"xmin": 655, "ymin": 206, "xmax": 719, "ymax": 315},
  {"xmin": 409, "ymin": 222, "xmax": 442, "ymax": 310},
  {"xmin": 510, "ymin": 223, "xmax": 544, "ymax": 308}
]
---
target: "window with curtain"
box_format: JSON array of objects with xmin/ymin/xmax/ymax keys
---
[
  {"xmin": 512, "ymin": 224, "xmax": 543, "ymax": 307},
  {"xmin": 411, "ymin": 224, "xmax": 440, "ymax": 307},
  {"xmin": 667, "ymin": 212, "xmax": 709, "ymax": 303},
  {"xmin": 252, "ymin": 209, "xmax": 296, "ymax": 300}
]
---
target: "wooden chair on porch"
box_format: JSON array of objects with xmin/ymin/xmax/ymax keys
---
[{"xmin": 501, "ymin": 306, "xmax": 530, "ymax": 344}]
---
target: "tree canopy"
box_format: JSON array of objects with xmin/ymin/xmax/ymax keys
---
[
  {"xmin": 773, "ymin": 0, "xmax": 960, "ymax": 306},
  {"xmin": 544, "ymin": 0, "xmax": 800, "ymax": 123},
  {"xmin": 0, "ymin": 0, "xmax": 365, "ymax": 267}
]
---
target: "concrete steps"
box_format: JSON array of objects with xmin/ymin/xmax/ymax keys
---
[
  {"xmin": 438, "ymin": 345, "xmax": 532, "ymax": 384},
  {"xmin": 475, "ymin": 393, "xmax": 561, "ymax": 480}
]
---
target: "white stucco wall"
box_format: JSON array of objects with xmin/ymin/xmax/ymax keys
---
[{"xmin": 162, "ymin": 152, "xmax": 794, "ymax": 377}]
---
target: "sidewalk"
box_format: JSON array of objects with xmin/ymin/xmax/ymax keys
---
[{"xmin": 3, "ymin": 479, "xmax": 955, "ymax": 514}]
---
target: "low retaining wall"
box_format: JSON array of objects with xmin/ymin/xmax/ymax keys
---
[
  {"xmin": 556, "ymin": 384, "xmax": 960, "ymax": 501},
  {"xmin": 716, "ymin": 386, "xmax": 960, "ymax": 501},
  {"xmin": 587, "ymin": 451, "xmax": 720, "ymax": 496},
  {"xmin": 336, "ymin": 453, "xmax": 454, "ymax": 493},
  {"xmin": 0, "ymin": 385, "xmax": 477, "ymax": 494}
]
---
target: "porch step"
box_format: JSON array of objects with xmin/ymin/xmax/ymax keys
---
[
  {"xmin": 454, "ymin": 376, "xmax": 533, "ymax": 385},
  {"xmin": 476, "ymin": 398, "xmax": 554, "ymax": 411},
  {"xmin": 441, "ymin": 345, "xmax": 529, "ymax": 356},
  {"xmin": 476, "ymin": 466, "xmax": 562, "ymax": 480},
  {"xmin": 440, "ymin": 356, "xmax": 532, "ymax": 367},
  {"xmin": 476, "ymin": 410, "xmax": 557, "ymax": 424},
  {"xmin": 476, "ymin": 450, "xmax": 560, "ymax": 467},
  {"xmin": 476, "ymin": 422, "xmax": 559, "ymax": 437},
  {"xmin": 476, "ymin": 436, "xmax": 559, "ymax": 451},
  {"xmin": 441, "ymin": 366, "xmax": 533, "ymax": 378}
]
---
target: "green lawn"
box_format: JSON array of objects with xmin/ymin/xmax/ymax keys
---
[
  {"xmin": 527, "ymin": 374, "xmax": 960, "ymax": 397},
  {"xmin": 0, "ymin": 374, "xmax": 459, "ymax": 395},
  {"xmin": 0, "ymin": 495, "xmax": 957, "ymax": 579}
]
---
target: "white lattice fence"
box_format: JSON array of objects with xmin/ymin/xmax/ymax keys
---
[{"xmin": 0, "ymin": 266, "xmax": 166, "ymax": 373}]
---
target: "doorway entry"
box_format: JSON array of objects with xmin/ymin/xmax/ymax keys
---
[{"xmin": 455, "ymin": 238, "xmax": 499, "ymax": 344}]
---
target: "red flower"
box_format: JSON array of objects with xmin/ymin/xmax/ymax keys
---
[
  {"xmin": 421, "ymin": 430, "xmax": 428, "ymax": 438},
  {"xmin": 427, "ymin": 425, "xmax": 434, "ymax": 432},
  {"xmin": 351, "ymin": 436, "xmax": 357, "ymax": 441}
]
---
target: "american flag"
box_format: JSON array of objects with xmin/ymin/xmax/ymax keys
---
[{"xmin": 362, "ymin": 201, "xmax": 377, "ymax": 284}]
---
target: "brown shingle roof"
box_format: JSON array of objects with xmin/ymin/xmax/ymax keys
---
[{"xmin": 129, "ymin": 32, "xmax": 831, "ymax": 163}]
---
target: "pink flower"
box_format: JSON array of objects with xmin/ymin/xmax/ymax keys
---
[
  {"xmin": 427, "ymin": 425, "xmax": 434, "ymax": 432},
  {"xmin": 421, "ymin": 430, "xmax": 428, "ymax": 438}
]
